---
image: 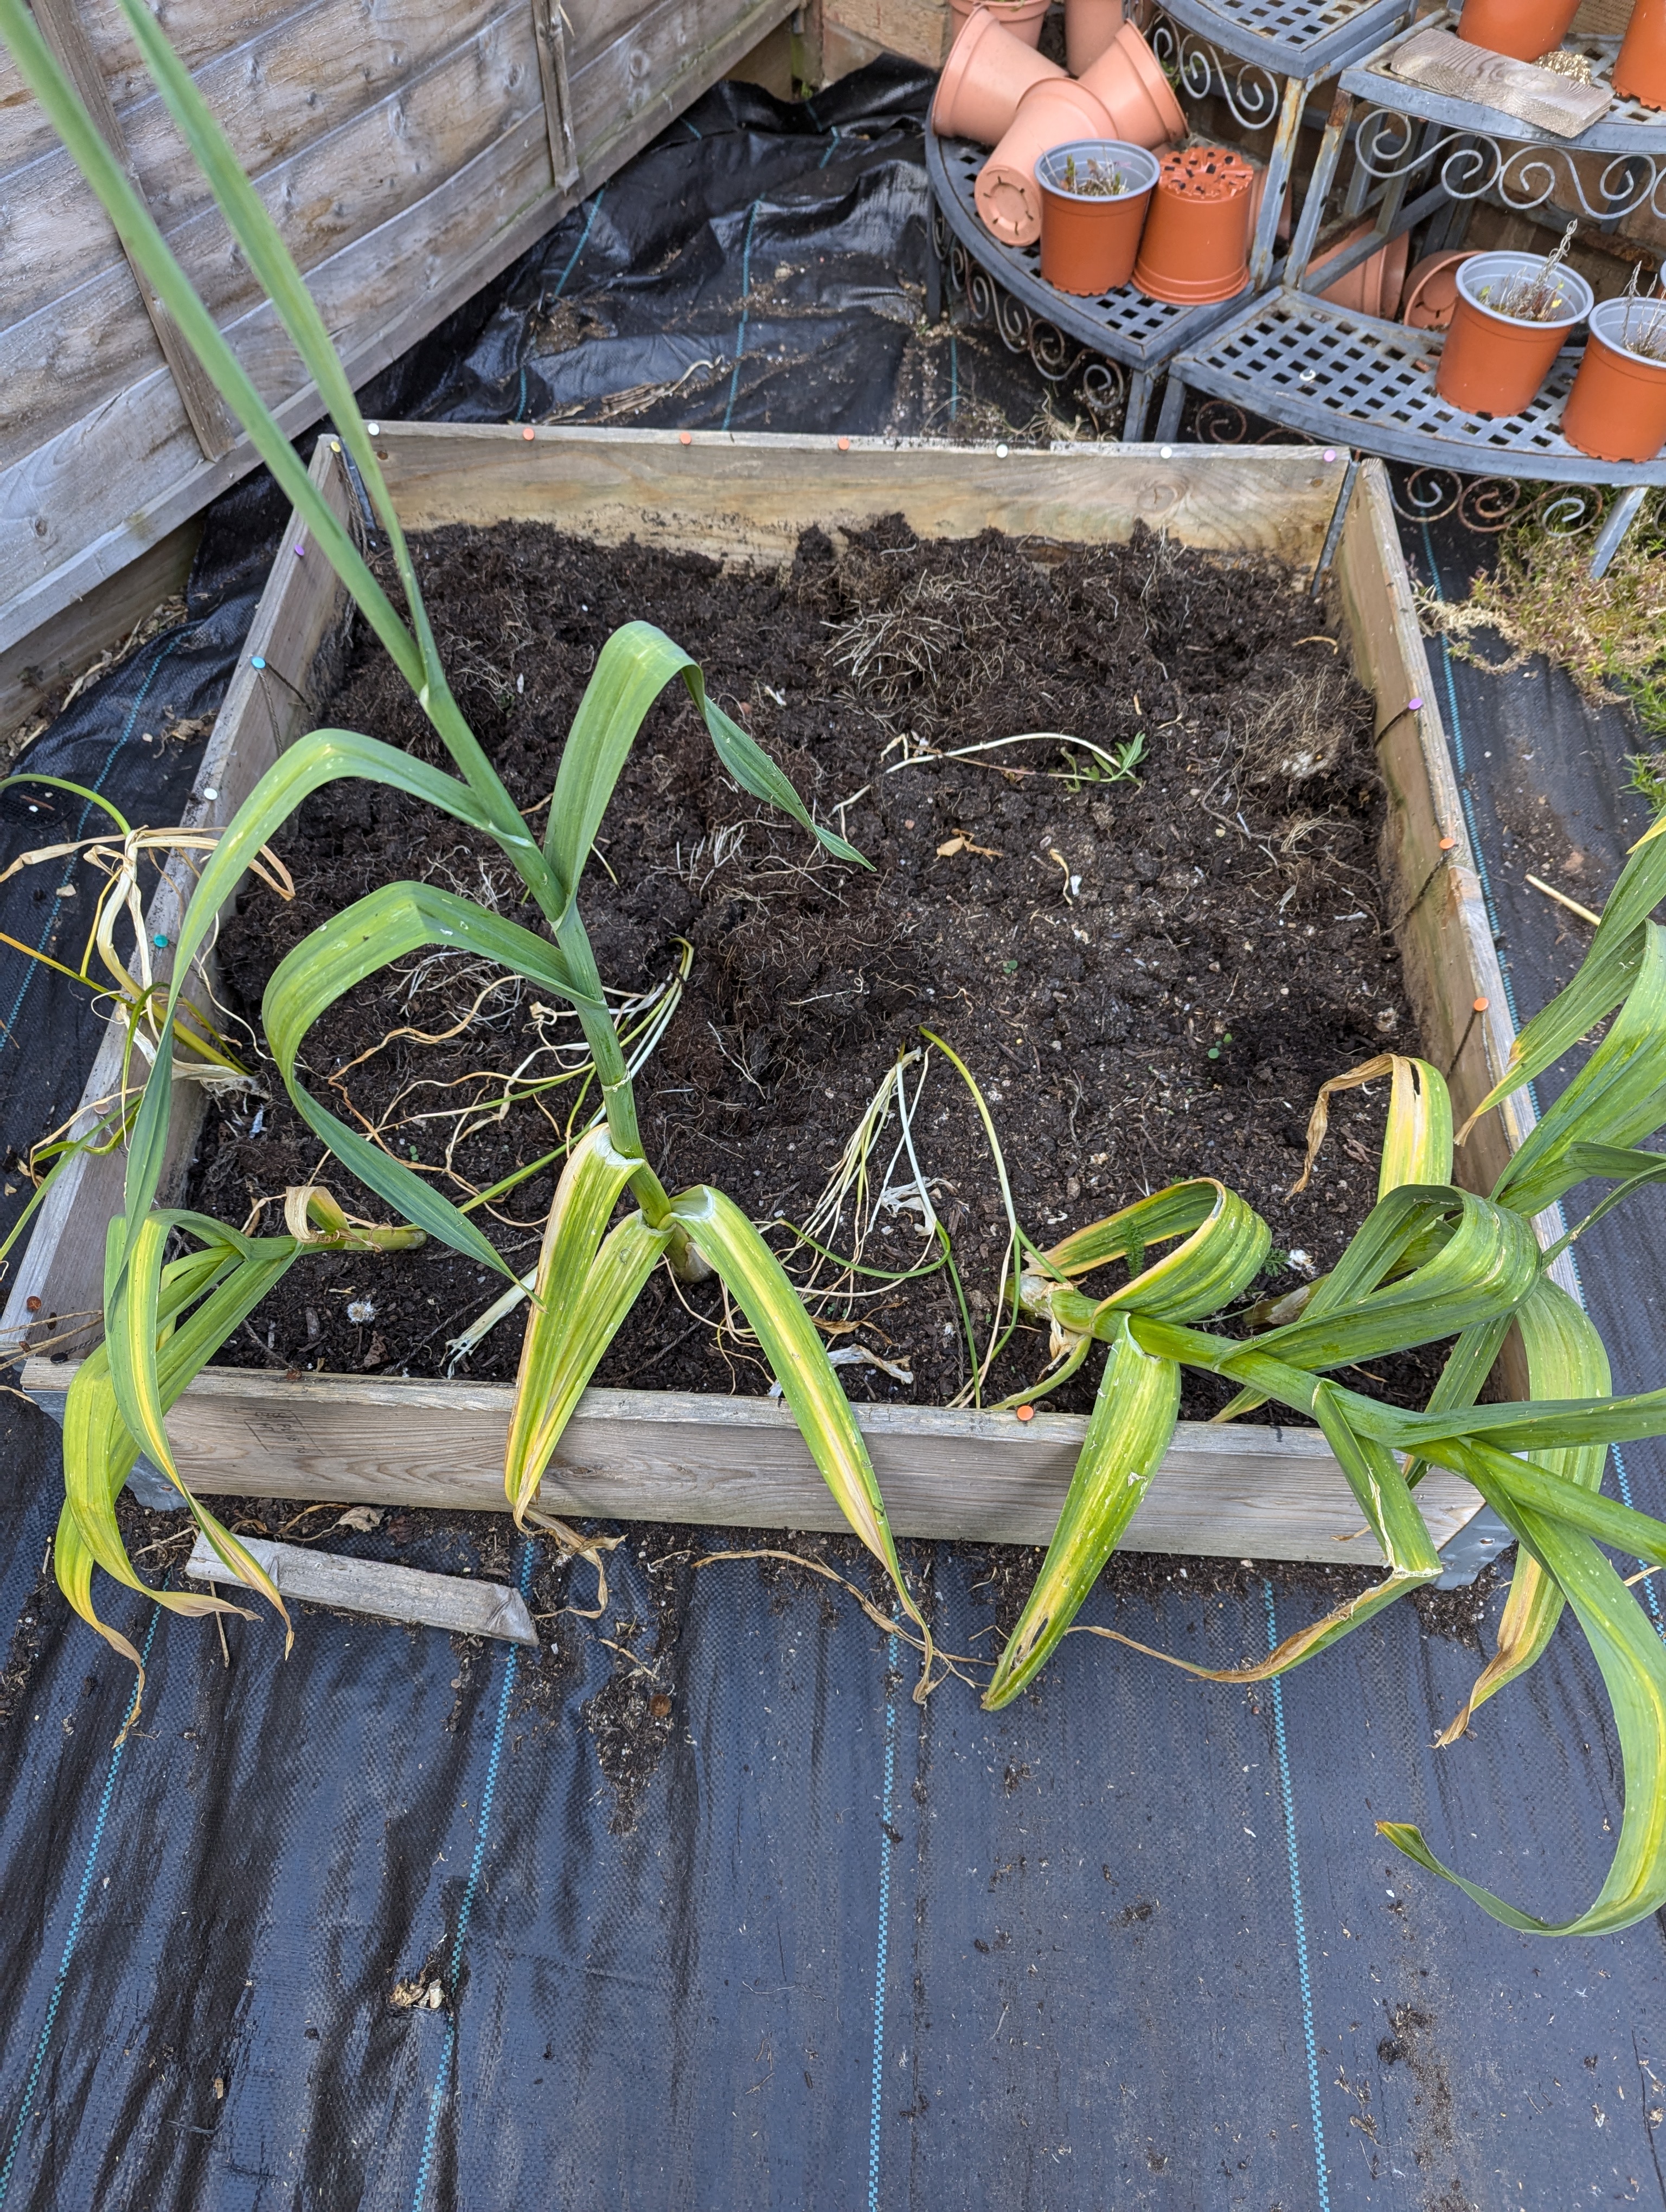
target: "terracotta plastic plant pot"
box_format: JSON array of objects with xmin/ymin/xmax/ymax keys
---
[
  {"xmin": 1065, "ymin": 0, "xmax": 1125, "ymax": 74},
  {"xmin": 1314, "ymin": 218, "xmax": 1412, "ymax": 321},
  {"xmin": 1037, "ymin": 139, "xmax": 1161, "ymax": 295},
  {"xmin": 1454, "ymin": 0, "xmax": 1581, "ymax": 61},
  {"xmin": 1434, "ymin": 249, "xmax": 1594, "ymax": 417},
  {"xmin": 1401, "ymin": 250, "xmax": 1475, "ymax": 330},
  {"xmin": 1241, "ymin": 158, "xmax": 1291, "ymax": 247},
  {"xmin": 932, "ymin": 7, "xmax": 1067, "ymax": 144},
  {"xmin": 1561, "ymin": 296, "xmax": 1666, "ymax": 461},
  {"xmin": 1077, "ymin": 22, "xmax": 1187, "ymax": 149},
  {"xmin": 1131, "ymin": 144, "xmax": 1255, "ymax": 305},
  {"xmin": 977, "ymin": 78, "xmax": 1117, "ymax": 246},
  {"xmin": 1615, "ymin": 0, "xmax": 1666, "ymax": 108},
  {"xmin": 949, "ymin": 0, "xmax": 1051, "ymax": 48}
]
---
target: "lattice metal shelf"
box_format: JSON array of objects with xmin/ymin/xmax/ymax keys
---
[
  {"xmin": 1343, "ymin": 10, "xmax": 1666, "ymax": 166},
  {"xmin": 1157, "ymin": 0, "xmax": 1412, "ymax": 91},
  {"xmin": 1163, "ymin": 288, "xmax": 1666, "ymax": 480},
  {"xmin": 1166, "ymin": 5, "xmax": 1666, "ymax": 569},
  {"xmin": 1158, "ymin": 285, "xmax": 1663, "ymax": 568},
  {"xmin": 926, "ymin": 133, "xmax": 1261, "ymax": 437}
]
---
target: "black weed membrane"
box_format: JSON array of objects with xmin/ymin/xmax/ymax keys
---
[{"xmin": 1, "ymin": 65, "xmax": 1663, "ymax": 2212}]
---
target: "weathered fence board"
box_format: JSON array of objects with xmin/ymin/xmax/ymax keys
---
[{"xmin": 0, "ymin": 0, "xmax": 799, "ymax": 690}]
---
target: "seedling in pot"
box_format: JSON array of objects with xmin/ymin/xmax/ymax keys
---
[
  {"xmin": 1061, "ymin": 152, "xmax": 1130, "ymax": 196},
  {"xmin": 1615, "ymin": 260, "xmax": 1666, "ymax": 363},
  {"xmin": 1478, "ymin": 217, "xmax": 1580, "ymax": 322}
]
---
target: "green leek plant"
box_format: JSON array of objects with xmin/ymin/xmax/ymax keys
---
[
  {"xmin": 1, "ymin": 0, "xmax": 928, "ymax": 1685},
  {"xmin": 979, "ymin": 816, "xmax": 1666, "ymax": 1932},
  {"xmin": 14, "ymin": 0, "xmax": 1666, "ymax": 1930}
]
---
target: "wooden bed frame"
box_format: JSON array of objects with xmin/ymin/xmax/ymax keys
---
[{"xmin": 16, "ymin": 428, "xmax": 1549, "ymax": 1566}]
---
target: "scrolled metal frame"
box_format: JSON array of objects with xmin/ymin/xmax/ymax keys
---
[
  {"xmin": 1352, "ymin": 104, "xmax": 1666, "ymax": 223},
  {"xmin": 1148, "ymin": 17, "xmax": 1282, "ymax": 131},
  {"xmin": 1140, "ymin": 3, "xmax": 1665, "ymax": 570},
  {"xmin": 1387, "ymin": 465, "xmax": 1611, "ymax": 537},
  {"xmin": 940, "ymin": 233, "xmax": 1129, "ymax": 426}
]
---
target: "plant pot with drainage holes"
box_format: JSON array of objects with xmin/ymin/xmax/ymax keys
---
[
  {"xmin": 1561, "ymin": 294, "xmax": 1666, "ymax": 461},
  {"xmin": 1132, "ymin": 144, "xmax": 1256, "ymax": 305},
  {"xmin": 977, "ymin": 78, "xmax": 1117, "ymax": 247},
  {"xmin": 1454, "ymin": 0, "xmax": 1582, "ymax": 60},
  {"xmin": 949, "ymin": 0, "xmax": 1052, "ymax": 48},
  {"xmin": 1038, "ymin": 140, "xmax": 1161, "ymax": 295},
  {"xmin": 1076, "ymin": 20, "xmax": 1187, "ymax": 149},
  {"xmin": 1434, "ymin": 248, "xmax": 1593, "ymax": 418},
  {"xmin": 1616, "ymin": 0, "xmax": 1666, "ymax": 109},
  {"xmin": 933, "ymin": 6, "xmax": 1068, "ymax": 145}
]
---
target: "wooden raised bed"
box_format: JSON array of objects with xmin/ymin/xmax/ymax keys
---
[
  {"xmin": 16, "ymin": 430, "xmax": 1557, "ymax": 1566},
  {"xmin": 0, "ymin": 0, "xmax": 812, "ymax": 734}
]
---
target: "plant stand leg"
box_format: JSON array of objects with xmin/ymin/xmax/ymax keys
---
[
  {"xmin": 1248, "ymin": 75, "xmax": 1307, "ymax": 292},
  {"xmin": 1285, "ymin": 87, "xmax": 1351, "ymax": 292},
  {"xmin": 1155, "ymin": 372, "xmax": 1187, "ymax": 443},
  {"xmin": 1124, "ymin": 367, "xmax": 1153, "ymax": 441},
  {"xmin": 1340, "ymin": 117, "xmax": 1373, "ymax": 222},
  {"xmin": 926, "ymin": 191, "xmax": 943, "ymax": 324},
  {"xmin": 1441, "ymin": 191, "xmax": 1477, "ymax": 252},
  {"xmin": 1590, "ymin": 484, "xmax": 1650, "ymax": 580}
]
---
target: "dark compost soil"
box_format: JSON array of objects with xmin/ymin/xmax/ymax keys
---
[{"xmin": 189, "ymin": 514, "xmax": 1439, "ymax": 1425}]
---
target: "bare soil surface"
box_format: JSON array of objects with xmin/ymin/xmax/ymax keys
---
[{"xmin": 191, "ymin": 516, "xmax": 1437, "ymax": 1423}]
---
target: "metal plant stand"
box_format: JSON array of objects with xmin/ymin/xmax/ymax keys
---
[
  {"xmin": 927, "ymin": 133, "xmax": 1257, "ymax": 436},
  {"xmin": 1157, "ymin": 9, "xmax": 1666, "ymax": 568},
  {"xmin": 925, "ymin": 0, "xmax": 1414, "ymax": 433}
]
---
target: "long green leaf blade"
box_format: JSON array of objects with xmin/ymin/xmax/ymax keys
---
[
  {"xmin": 671, "ymin": 1184, "xmax": 917, "ymax": 1624},
  {"xmin": 545, "ymin": 627, "xmax": 862, "ymax": 918},
  {"xmin": 0, "ymin": 0, "xmax": 423, "ymax": 694},
  {"xmin": 60, "ymin": 1235, "xmax": 310, "ymax": 1668},
  {"xmin": 1382, "ymin": 1471, "xmax": 1666, "ymax": 1933},
  {"xmin": 1463, "ymin": 814, "xmax": 1666, "ymax": 1136},
  {"xmin": 1494, "ymin": 922, "xmax": 1666, "ymax": 1218},
  {"xmin": 261, "ymin": 882, "xmax": 606, "ymax": 1277},
  {"xmin": 504, "ymin": 1129, "xmax": 668, "ymax": 1521},
  {"xmin": 1251, "ymin": 1187, "xmax": 1540, "ymax": 1374},
  {"xmin": 984, "ymin": 1316, "xmax": 1178, "ymax": 1708},
  {"xmin": 117, "ymin": 729, "xmax": 516, "ymax": 1284},
  {"xmin": 1024, "ymin": 1181, "xmax": 1271, "ymax": 1348},
  {"xmin": 680, "ymin": 666, "xmax": 866, "ymax": 867},
  {"xmin": 1439, "ymin": 1278, "xmax": 1610, "ymax": 1741},
  {"xmin": 1101, "ymin": 1385, "xmax": 1441, "ymax": 1688}
]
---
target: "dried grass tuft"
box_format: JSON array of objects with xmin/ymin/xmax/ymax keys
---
[{"xmin": 1416, "ymin": 492, "xmax": 1666, "ymax": 737}]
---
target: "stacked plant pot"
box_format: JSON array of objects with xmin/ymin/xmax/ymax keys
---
[{"xmin": 933, "ymin": 0, "xmax": 1261, "ymax": 305}]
